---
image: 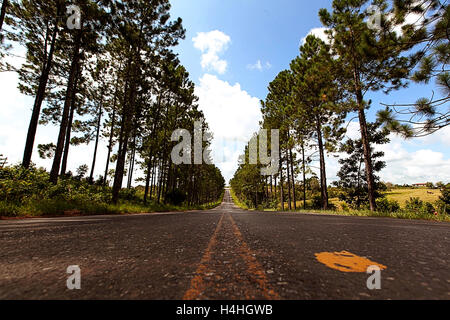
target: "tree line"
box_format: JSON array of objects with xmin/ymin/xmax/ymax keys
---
[
  {"xmin": 231, "ymin": 0, "xmax": 449, "ymax": 212},
  {"xmin": 0, "ymin": 0, "xmax": 225, "ymax": 206}
]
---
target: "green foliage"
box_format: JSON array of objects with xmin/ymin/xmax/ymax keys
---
[
  {"xmin": 376, "ymin": 198, "xmax": 400, "ymax": 213},
  {"xmin": 437, "ymin": 184, "xmax": 450, "ymax": 214},
  {"xmin": 0, "ymin": 164, "xmax": 223, "ymax": 217},
  {"xmin": 334, "ymin": 121, "xmax": 390, "ymax": 209},
  {"xmin": 165, "ymin": 189, "xmax": 186, "ymax": 206},
  {"xmin": 0, "ymin": 164, "xmax": 51, "ymax": 203},
  {"xmin": 377, "ymin": 2, "xmax": 449, "ymax": 136},
  {"xmin": 76, "ymin": 164, "xmax": 89, "ymax": 179},
  {"xmin": 118, "ymin": 188, "xmax": 139, "ymax": 202},
  {"xmin": 405, "ymin": 197, "xmax": 436, "ymax": 215}
]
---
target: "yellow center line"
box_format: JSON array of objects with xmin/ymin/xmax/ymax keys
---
[
  {"xmin": 228, "ymin": 213, "xmax": 280, "ymax": 300},
  {"xmin": 183, "ymin": 213, "xmax": 225, "ymax": 300},
  {"xmin": 183, "ymin": 212, "xmax": 280, "ymax": 300}
]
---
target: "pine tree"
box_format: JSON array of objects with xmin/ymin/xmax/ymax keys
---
[
  {"xmin": 110, "ymin": 0, "xmax": 185, "ymax": 204},
  {"xmin": 334, "ymin": 121, "xmax": 390, "ymax": 209},
  {"xmin": 0, "ymin": 0, "xmax": 9, "ymax": 34},
  {"xmin": 377, "ymin": 2, "xmax": 449, "ymax": 137},
  {"xmin": 319, "ymin": 0, "xmax": 417, "ymax": 211},
  {"xmin": 290, "ymin": 35, "xmax": 346, "ymax": 210},
  {"xmin": 49, "ymin": 0, "xmax": 108, "ymax": 183},
  {"xmin": 7, "ymin": 0, "xmax": 65, "ymax": 168}
]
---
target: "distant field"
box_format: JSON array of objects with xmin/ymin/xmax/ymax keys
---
[
  {"xmin": 385, "ymin": 188, "xmax": 440, "ymax": 206},
  {"xmin": 263, "ymin": 187, "xmax": 443, "ymax": 211},
  {"xmin": 300, "ymin": 188, "xmax": 442, "ymax": 211}
]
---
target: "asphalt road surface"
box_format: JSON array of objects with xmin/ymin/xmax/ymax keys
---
[{"xmin": 0, "ymin": 190, "xmax": 449, "ymax": 300}]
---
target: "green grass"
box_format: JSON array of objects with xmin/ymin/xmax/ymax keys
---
[
  {"xmin": 229, "ymin": 188, "xmax": 450, "ymax": 223},
  {"xmin": 0, "ymin": 194, "xmax": 224, "ymax": 219},
  {"xmin": 280, "ymin": 208, "xmax": 450, "ymax": 222},
  {"xmin": 229, "ymin": 188, "xmax": 251, "ymax": 210}
]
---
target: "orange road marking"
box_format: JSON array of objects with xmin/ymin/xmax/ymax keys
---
[
  {"xmin": 228, "ymin": 214, "xmax": 280, "ymax": 300},
  {"xmin": 183, "ymin": 213, "xmax": 280, "ymax": 300},
  {"xmin": 315, "ymin": 251, "xmax": 387, "ymax": 273},
  {"xmin": 183, "ymin": 213, "xmax": 225, "ymax": 300}
]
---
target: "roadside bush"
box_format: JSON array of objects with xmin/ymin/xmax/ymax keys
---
[
  {"xmin": 438, "ymin": 184, "xmax": 450, "ymax": 214},
  {"xmin": 341, "ymin": 202, "xmax": 350, "ymax": 212},
  {"xmin": 311, "ymin": 195, "xmax": 323, "ymax": 209},
  {"xmin": 311, "ymin": 195, "xmax": 337, "ymax": 210},
  {"xmin": 405, "ymin": 197, "xmax": 424, "ymax": 211},
  {"xmin": 165, "ymin": 189, "xmax": 186, "ymax": 206},
  {"xmin": 376, "ymin": 198, "xmax": 400, "ymax": 213},
  {"xmin": 0, "ymin": 165, "xmax": 50, "ymax": 203},
  {"xmin": 118, "ymin": 188, "xmax": 140, "ymax": 202},
  {"xmin": 405, "ymin": 197, "xmax": 435, "ymax": 215}
]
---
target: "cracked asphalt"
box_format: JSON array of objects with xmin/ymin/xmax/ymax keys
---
[{"xmin": 0, "ymin": 190, "xmax": 449, "ymax": 299}]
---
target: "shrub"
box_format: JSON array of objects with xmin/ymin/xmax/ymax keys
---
[
  {"xmin": 376, "ymin": 198, "xmax": 400, "ymax": 213},
  {"xmin": 311, "ymin": 195, "xmax": 336, "ymax": 210},
  {"xmin": 405, "ymin": 197, "xmax": 423, "ymax": 211},
  {"xmin": 0, "ymin": 165, "xmax": 50, "ymax": 203},
  {"xmin": 311, "ymin": 195, "xmax": 323, "ymax": 210},
  {"xmin": 118, "ymin": 188, "xmax": 140, "ymax": 202},
  {"xmin": 165, "ymin": 189, "xmax": 186, "ymax": 206},
  {"xmin": 405, "ymin": 197, "xmax": 436, "ymax": 215},
  {"xmin": 439, "ymin": 185, "xmax": 450, "ymax": 214}
]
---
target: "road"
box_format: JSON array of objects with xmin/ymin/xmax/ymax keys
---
[{"xmin": 0, "ymin": 190, "xmax": 449, "ymax": 300}]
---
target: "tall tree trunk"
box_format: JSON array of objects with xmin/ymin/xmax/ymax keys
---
[
  {"xmin": 274, "ymin": 176, "xmax": 277, "ymax": 199},
  {"xmin": 60, "ymin": 71, "xmax": 80, "ymax": 176},
  {"xmin": 353, "ymin": 71, "xmax": 377, "ymax": 211},
  {"xmin": 127, "ymin": 142, "xmax": 136, "ymax": 189},
  {"xmin": 60, "ymin": 100, "xmax": 75, "ymax": 176},
  {"xmin": 112, "ymin": 21, "xmax": 143, "ymax": 203},
  {"xmin": 89, "ymin": 103, "xmax": 103, "ymax": 183},
  {"xmin": 358, "ymin": 107, "xmax": 376, "ymax": 211},
  {"xmin": 151, "ymin": 162, "xmax": 157, "ymax": 200},
  {"xmin": 279, "ymin": 157, "xmax": 284, "ymax": 211},
  {"xmin": 289, "ymin": 148, "xmax": 297, "ymax": 210},
  {"xmin": 287, "ymin": 131, "xmax": 297, "ymax": 210},
  {"xmin": 301, "ymin": 142, "xmax": 307, "ymax": 209},
  {"xmin": 157, "ymin": 161, "xmax": 164, "ymax": 204},
  {"xmin": 104, "ymin": 106, "xmax": 116, "ymax": 186},
  {"xmin": 316, "ymin": 116, "xmax": 329, "ymax": 210},
  {"xmin": 112, "ymin": 59, "xmax": 136, "ymax": 203},
  {"xmin": 144, "ymin": 156, "xmax": 153, "ymax": 204},
  {"xmin": 103, "ymin": 70, "xmax": 121, "ymax": 186},
  {"xmin": 270, "ymin": 176, "xmax": 273, "ymax": 197},
  {"xmin": 286, "ymin": 149, "xmax": 292, "ymax": 210},
  {"xmin": 22, "ymin": 22, "xmax": 58, "ymax": 168},
  {"xmin": 0, "ymin": 0, "xmax": 8, "ymax": 33},
  {"xmin": 49, "ymin": 30, "xmax": 82, "ymax": 183}
]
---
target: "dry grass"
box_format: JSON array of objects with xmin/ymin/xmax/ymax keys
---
[{"xmin": 385, "ymin": 188, "xmax": 441, "ymax": 206}]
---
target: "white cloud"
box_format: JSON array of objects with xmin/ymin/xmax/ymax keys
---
[
  {"xmin": 377, "ymin": 134, "xmax": 450, "ymax": 184},
  {"xmin": 301, "ymin": 27, "xmax": 330, "ymax": 45},
  {"xmin": 324, "ymin": 122, "xmax": 450, "ymax": 185},
  {"xmin": 192, "ymin": 30, "xmax": 231, "ymax": 74},
  {"xmin": 247, "ymin": 60, "xmax": 272, "ymax": 72},
  {"xmin": 195, "ymin": 74, "xmax": 262, "ymax": 182}
]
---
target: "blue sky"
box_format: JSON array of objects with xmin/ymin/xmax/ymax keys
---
[
  {"xmin": 171, "ymin": 0, "xmax": 333, "ymax": 99},
  {"xmin": 0, "ymin": 0, "xmax": 448, "ymax": 186},
  {"xmin": 168, "ymin": 0, "xmax": 450, "ymax": 184}
]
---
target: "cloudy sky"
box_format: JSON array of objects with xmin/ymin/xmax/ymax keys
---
[{"xmin": 0, "ymin": 0, "xmax": 449, "ymax": 185}]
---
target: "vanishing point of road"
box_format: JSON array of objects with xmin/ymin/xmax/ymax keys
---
[{"xmin": 0, "ymin": 190, "xmax": 449, "ymax": 299}]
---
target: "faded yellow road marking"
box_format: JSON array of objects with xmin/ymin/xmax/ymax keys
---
[
  {"xmin": 183, "ymin": 213, "xmax": 280, "ymax": 300},
  {"xmin": 315, "ymin": 251, "xmax": 387, "ymax": 273},
  {"xmin": 183, "ymin": 213, "xmax": 225, "ymax": 300},
  {"xmin": 228, "ymin": 214, "xmax": 280, "ymax": 300}
]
